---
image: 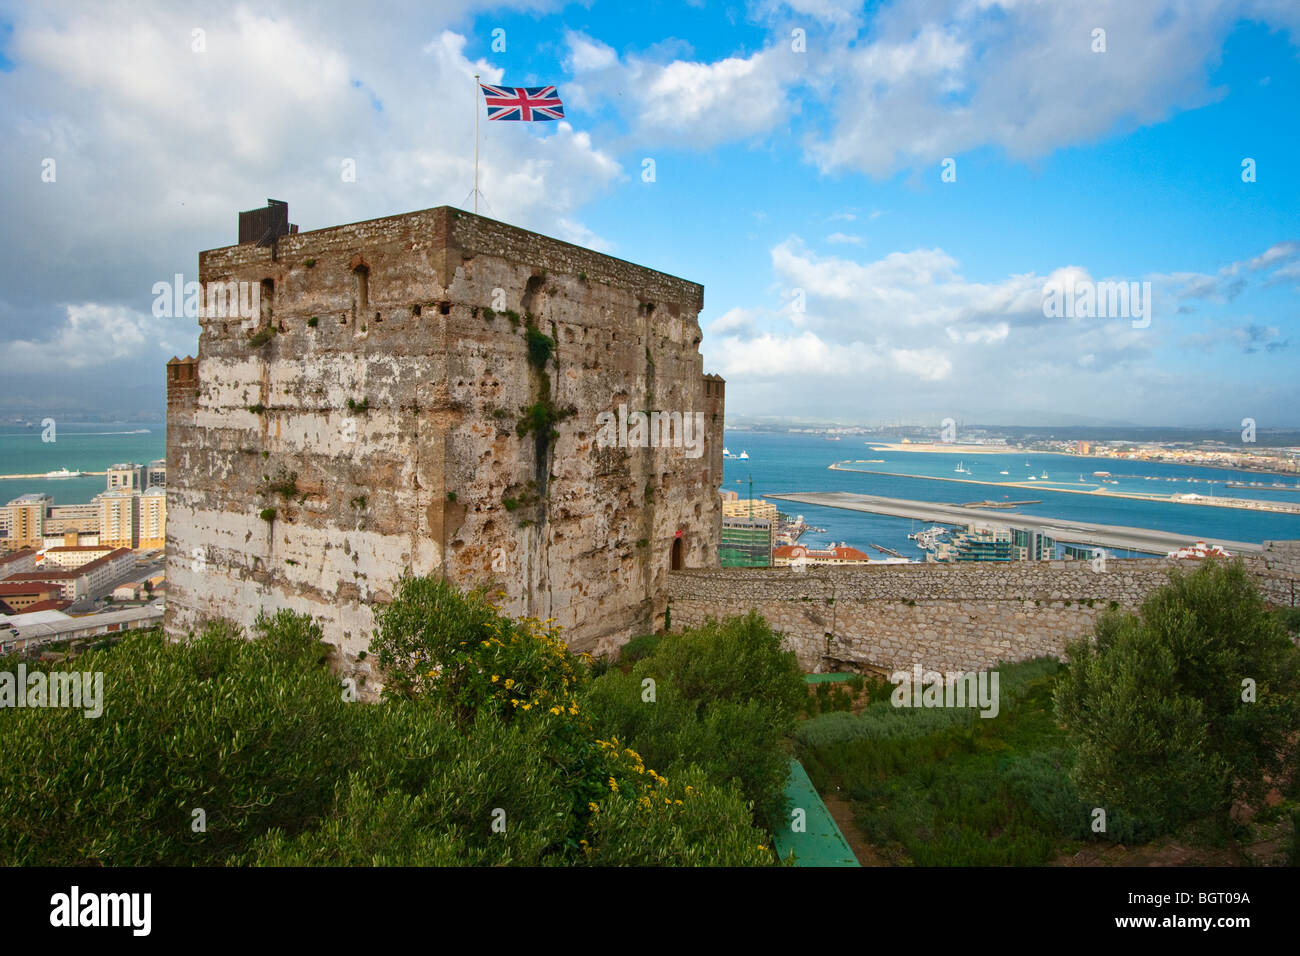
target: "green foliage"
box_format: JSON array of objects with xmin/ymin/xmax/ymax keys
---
[
  {"xmin": 585, "ymin": 612, "xmax": 804, "ymax": 831},
  {"xmin": 247, "ymin": 325, "xmax": 276, "ymax": 347},
  {"xmin": 370, "ymin": 576, "xmax": 583, "ymax": 725},
  {"xmin": 796, "ymin": 659, "xmax": 1086, "ymax": 865},
  {"xmin": 247, "ymin": 403, "xmax": 266, "ymax": 414},
  {"xmin": 582, "ymin": 765, "xmax": 772, "ymax": 866},
  {"xmin": 524, "ymin": 322, "xmax": 556, "ymax": 370},
  {"xmin": 504, "ymin": 309, "xmax": 520, "ymax": 328},
  {"xmin": 446, "ymin": 491, "xmax": 457, "ymax": 502},
  {"xmin": 1055, "ymin": 559, "xmax": 1300, "ymax": 838},
  {"xmin": 0, "ymin": 615, "xmax": 349, "ymax": 865},
  {"xmin": 1, "ymin": 582, "xmax": 777, "ymax": 867},
  {"xmin": 304, "ymin": 258, "xmax": 317, "ymax": 268},
  {"xmin": 503, "ymin": 496, "xmax": 519, "ymax": 512},
  {"xmin": 516, "ymin": 399, "xmax": 574, "ymax": 441},
  {"xmin": 306, "ymin": 316, "xmax": 318, "ymax": 327},
  {"xmin": 345, "ymin": 397, "xmax": 370, "ymax": 413},
  {"xmin": 261, "ymin": 467, "xmax": 298, "ymax": 500},
  {"xmin": 258, "ymin": 507, "xmax": 276, "ymax": 522},
  {"xmin": 618, "ymin": 633, "xmax": 660, "ymax": 664}
]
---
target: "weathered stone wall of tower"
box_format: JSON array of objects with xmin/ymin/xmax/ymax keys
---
[{"xmin": 165, "ymin": 206, "xmax": 722, "ymax": 659}]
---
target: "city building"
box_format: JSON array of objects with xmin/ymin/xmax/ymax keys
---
[
  {"xmin": 721, "ymin": 498, "xmax": 779, "ymax": 522},
  {"xmin": 1011, "ymin": 528, "xmax": 1058, "ymax": 561},
  {"xmin": 3, "ymin": 494, "xmax": 52, "ymax": 549},
  {"xmin": 96, "ymin": 488, "xmax": 139, "ymax": 550},
  {"xmin": 720, "ymin": 516, "xmax": 773, "ymax": 567},
  {"xmin": 43, "ymin": 544, "xmax": 124, "ymax": 571},
  {"xmin": 3, "ymin": 548, "xmax": 135, "ymax": 602},
  {"xmin": 106, "ymin": 463, "xmax": 144, "ymax": 491},
  {"xmin": 931, "ymin": 525, "xmax": 1019, "ymax": 562},
  {"xmin": 139, "ymin": 486, "xmax": 166, "ymax": 549},
  {"xmin": 0, "ymin": 581, "xmax": 63, "ymax": 612},
  {"xmin": 0, "ymin": 604, "xmax": 163, "ymax": 656},
  {"xmin": 145, "ymin": 459, "xmax": 167, "ymax": 489},
  {"xmin": 0, "ymin": 548, "xmax": 37, "ymax": 577},
  {"xmin": 44, "ymin": 502, "xmax": 100, "ymax": 535},
  {"xmin": 42, "ymin": 530, "xmax": 101, "ymax": 550}
]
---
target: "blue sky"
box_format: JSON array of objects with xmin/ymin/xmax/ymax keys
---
[{"xmin": 0, "ymin": 0, "xmax": 1297, "ymax": 426}]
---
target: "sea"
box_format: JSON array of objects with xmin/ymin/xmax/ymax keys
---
[
  {"xmin": 0, "ymin": 423, "xmax": 165, "ymax": 506},
  {"xmin": 722, "ymin": 431, "xmax": 1300, "ymax": 560}
]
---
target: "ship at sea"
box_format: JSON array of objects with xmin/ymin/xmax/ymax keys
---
[
  {"xmin": 43, "ymin": 467, "xmax": 82, "ymax": 478},
  {"xmin": 722, "ymin": 447, "xmax": 732, "ymax": 458},
  {"xmin": 737, "ymin": 450, "xmax": 749, "ymax": 460}
]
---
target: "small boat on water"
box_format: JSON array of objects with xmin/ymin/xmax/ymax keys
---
[
  {"xmin": 722, "ymin": 447, "xmax": 732, "ymax": 457},
  {"xmin": 954, "ymin": 461, "xmax": 968, "ymax": 474},
  {"xmin": 999, "ymin": 469, "xmax": 1009, "ymax": 475},
  {"xmin": 737, "ymin": 451, "xmax": 749, "ymax": 460},
  {"xmin": 1041, "ymin": 470, "xmax": 1049, "ymax": 479}
]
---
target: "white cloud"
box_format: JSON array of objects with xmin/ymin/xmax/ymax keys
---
[
  {"xmin": 826, "ymin": 232, "xmax": 862, "ymax": 245},
  {"xmin": 6, "ymin": 303, "xmax": 186, "ymax": 370},
  {"xmin": 0, "ymin": 3, "xmax": 620, "ymax": 404}
]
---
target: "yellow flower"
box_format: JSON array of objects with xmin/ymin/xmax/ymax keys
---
[
  {"xmin": 758, "ymin": 845, "xmax": 768, "ymax": 852},
  {"xmin": 587, "ymin": 802, "xmax": 599, "ymax": 813},
  {"xmin": 491, "ymin": 675, "xmax": 500, "ymax": 683},
  {"xmin": 521, "ymin": 703, "xmax": 532, "ymax": 710},
  {"xmin": 504, "ymin": 678, "xmax": 515, "ymax": 689},
  {"xmin": 608, "ymin": 776, "xmax": 619, "ymax": 793}
]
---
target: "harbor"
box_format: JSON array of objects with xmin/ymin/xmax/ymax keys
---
[{"xmin": 764, "ymin": 491, "xmax": 1265, "ymax": 557}]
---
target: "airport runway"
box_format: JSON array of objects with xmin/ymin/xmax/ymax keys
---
[{"xmin": 764, "ymin": 491, "xmax": 1265, "ymax": 556}]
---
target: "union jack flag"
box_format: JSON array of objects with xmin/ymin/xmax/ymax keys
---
[{"xmin": 480, "ymin": 83, "xmax": 565, "ymax": 121}]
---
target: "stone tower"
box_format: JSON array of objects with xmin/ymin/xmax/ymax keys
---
[{"xmin": 165, "ymin": 203, "xmax": 724, "ymax": 657}]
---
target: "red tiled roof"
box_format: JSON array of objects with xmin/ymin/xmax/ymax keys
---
[
  {"xmin": 14, "ymin": 599, "xmax": 71, "ymax": 613},
  {"xmin": 774, "ymin": 544, "xmax": 873, "ymax": 561},
  {"xmin": 0, "ymin": 581, "xmax": 63, "ymax": 594},
  {"xmin": 6, "ymin": 548, "xmax": 132, "ymax": 579}
]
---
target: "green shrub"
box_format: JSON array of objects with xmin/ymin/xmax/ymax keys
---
[
  {"xmin": 1056, "ymin": 559, "xmax": 1300, "ymax": 839},
  {"xmin": 618, "ymin": 633, "xmax": 660, "ymax": 664},
  {"xmin": 0, "ymin": 614, "xmax": 350, "ymax": 866},
  {"xmin": 524, "ymin": 323, "xmax": 556, "ymax": 369},
  {"xmin": 585, "ymin": 612, "xmax": 804, "ymax": 831}
]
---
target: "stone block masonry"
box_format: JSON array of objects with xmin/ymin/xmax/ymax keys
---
[
  {"xmin": 667, "ymin": 542, "xmax": 1300, "ymax": 673},
  {"xmin": 166, "ymin": 204, "xmax": 725, "ymax": 661}
]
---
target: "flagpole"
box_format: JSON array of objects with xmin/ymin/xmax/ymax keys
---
[{"xmin": 473, "ymin": 73, "xmax": 479, "ymax": 215}]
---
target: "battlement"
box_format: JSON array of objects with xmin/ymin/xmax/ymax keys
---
[
  {"xmin": 199, "ymin": 206, "xmax": 703, "ymax": 337},
  {"xmin": 165, "ymin": 355, "xmax": 198, "ymax": 408}
]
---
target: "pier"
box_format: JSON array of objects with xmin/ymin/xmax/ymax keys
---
[
  {"xmin": 0, "ymin": 471, "xmax": 106, "ymax": 480},
  {"xmin": 764, "ymin": 491, "xmax": 1265, "ymax": 556}
]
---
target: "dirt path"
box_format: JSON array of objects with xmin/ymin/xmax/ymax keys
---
[{"xmin": 821, "ymin": 791, "xmax": 889, "ymax": 866}]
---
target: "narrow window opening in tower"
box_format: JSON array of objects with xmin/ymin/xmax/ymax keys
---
[
  {"xmin": 260, "ymin": 279, "xmax": 274, "ymax": 325},
  {"xmin": 671, "ymin": 536, "xmax": 684, "ymax": 571},
  {"xmin": 353, "ymin": 264, "xmax": 370, "ymax": 318}
]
